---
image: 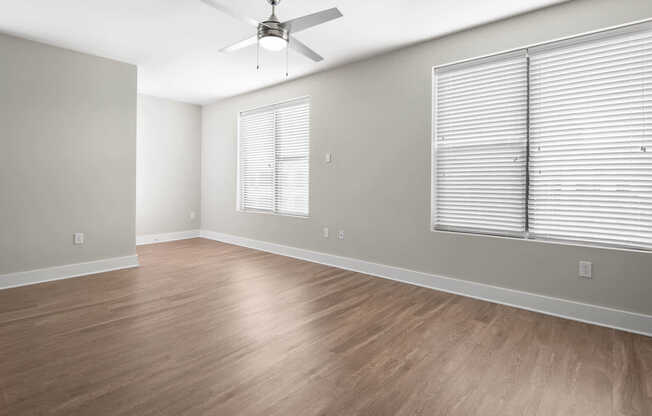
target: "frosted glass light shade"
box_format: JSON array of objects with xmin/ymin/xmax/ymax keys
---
[{"xmin": 259, "ymin": 35, "xmax": 287, "ymax": 51}]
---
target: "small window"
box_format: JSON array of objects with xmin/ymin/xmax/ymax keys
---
[{"xmin": 238, "ymin": 97, "xmax": 310, "ymax": 217}]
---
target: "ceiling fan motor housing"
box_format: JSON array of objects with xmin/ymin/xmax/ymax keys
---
[{"xmin": 258, "ymin": 19, "xmax": 288, "ymax": 43}]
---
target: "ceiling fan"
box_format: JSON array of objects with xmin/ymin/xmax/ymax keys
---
[{"xmin": 200, "ymin": 0, "xmax": 343, "ymax": 63}]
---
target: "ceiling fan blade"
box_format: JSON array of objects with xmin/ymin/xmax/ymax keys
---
[
  {"xmin": 200, "ymin": 0, "xmax": 260, "ymax": 28},
  {"xmin": 282, "ymin": 8, "xmax": 343, "ymax": 34},
  {"xmin": 289, "ymin": 37, "xmax": 323, "ymax": 62},
  {"xmin": 220, "ymin": 35, "xmax": 258, "ymax": 53}
]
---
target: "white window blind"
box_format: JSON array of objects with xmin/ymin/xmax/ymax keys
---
[
  {"xmin": 432, "ymin": 22, "xmax": 652, "ymax": 250},
  {"xmin": 528, "ymin": 25, "xmax": 652, "ymax": 249},
  {"xmin": 433, "ymin": 51, "xmax": 529, "ymax": 236},
  {"xmin": 238, "ymin": 97, "xmax": 310, "ymax": 216}
]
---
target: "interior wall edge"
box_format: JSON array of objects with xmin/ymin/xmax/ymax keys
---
[
  {"xmin": 199, "ymin": 230, "xmax": 652, "ymax": 337},
  {"xmin": 136, "ymin": 94, "xmax": 202, "ymax": 237},
  {"xmin": 1, "ymin": 32, "xmax": 138, "ymax": 275}
]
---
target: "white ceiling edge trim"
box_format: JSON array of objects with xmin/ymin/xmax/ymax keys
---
[
  {"xmin": 201, "ymin": 229, "xmax": 652, "ymax": 337},
  {"xmin": 0, "ymin": 29, "xmax": 136, "ymax": 67}
]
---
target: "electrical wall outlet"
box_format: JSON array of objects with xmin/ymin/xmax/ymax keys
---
[
  {"xmin": 338, "ymin": 230, "xmax": 344, "ymax": 240},
  {"xmin": 189, "ymin": 211, "xmax": 196, "ymax": 220},
  {"xmin": 73, "ymin": 233, "xmax": 85, "ymax": 245},
  {"xmin": 322, "ymin": 227, "xmax": 329, "ymax": 238},
  {"xmin": 579, "ymin": 261, "xmax": 592, "ymax": 279}
]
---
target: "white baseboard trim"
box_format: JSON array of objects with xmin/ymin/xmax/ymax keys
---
[
  {"xmin": 136, "ymin": 229, "xmax": 200, "ymax": 246},
  {"xmin": 200, "ymin": 229, "xmax": 652, "ymax": 337},
  {"xmin": 0, "ymin": 255, "xmax": 140, "ymax": 290}
]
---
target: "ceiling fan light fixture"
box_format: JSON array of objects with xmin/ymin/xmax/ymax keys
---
[
  {"xmin": 259, "ymin": 34, "xmax": 287, "ymax": 51},
  {"xmin": 203, "ymin": 0, "xmax": 342, "ymax": 63},
  {"xmin": 257, "ymin": 18, "xmax": 289, "ymax": 52}
]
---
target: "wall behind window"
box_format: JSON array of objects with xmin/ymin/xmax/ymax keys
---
[
  {"xmin": 137, "ymin": 95, "xmax": 201, "ymax": 236},
  {"xmin": 0, "ymin": 33, "xmax": 136, "ymax": 275},
  {"xmin": 202, "ymin": 0, "xmax": 652, "ymax": 316}
]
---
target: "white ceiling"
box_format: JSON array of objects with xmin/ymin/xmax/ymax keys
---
[{"xmin": 0, "ymin": 0, "xmax": 567, "ymax": 104}]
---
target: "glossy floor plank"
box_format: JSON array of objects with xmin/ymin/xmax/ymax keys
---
[{"xmin": 0, "ymin": 238, "xmax": 650, "ymax": 415}]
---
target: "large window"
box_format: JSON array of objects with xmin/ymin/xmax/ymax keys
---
[
  {"xmin": 432, "ymin": 23, "xmax": 652, "ymax": 250},
  {"xmin": 238, "ymin": 97, "xmax": 310, "ymax": 217}
]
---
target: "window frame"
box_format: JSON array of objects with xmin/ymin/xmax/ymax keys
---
[
  {"xmin": 236, "ymin": 96, "xmax": 311, "ymax": 218},
  {"xmin": 430, "ymin": 20, "xmax": 652, "ymax": 252}
]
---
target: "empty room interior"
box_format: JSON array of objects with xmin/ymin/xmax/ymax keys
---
[{"xmin": 2, "ymin": 0, "xmax": 652, "ymax": 414}]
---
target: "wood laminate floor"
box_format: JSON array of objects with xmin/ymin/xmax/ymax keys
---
[{"xmin": 0, "ymin": 238, "xmax": 651, "ymax": 415}]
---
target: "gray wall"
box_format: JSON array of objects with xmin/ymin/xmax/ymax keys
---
[
  {"xmin": 0, "ymin": 33, "xmax": 137, "ymax": 275},
  {"xmin": 202, "ymin": 0, "xmax": 652, "ymax": 316},
  {"xmin": 137, "ymin": 95, "xmax": 201, "ymax": 236}
]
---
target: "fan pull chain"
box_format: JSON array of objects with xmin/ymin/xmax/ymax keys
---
[
  {"xmin": 285, "ymin": 41, "xmax": 289, "ymax": 78},
  {"xmin": 256, "ymin": 37, "xmax": 260, "ymax": 71}
]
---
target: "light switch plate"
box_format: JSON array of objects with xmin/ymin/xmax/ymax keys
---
[
  {"xmin": 325, "ymin": 153, "xmax": 332, "ymax": 163},
  {"xmin": 579, "ymin": 261, "xmax": 592, "ymax": 279},
  {"xmin": 74, "ymin": 233, "xmax": 85, "ymax": 245}
]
